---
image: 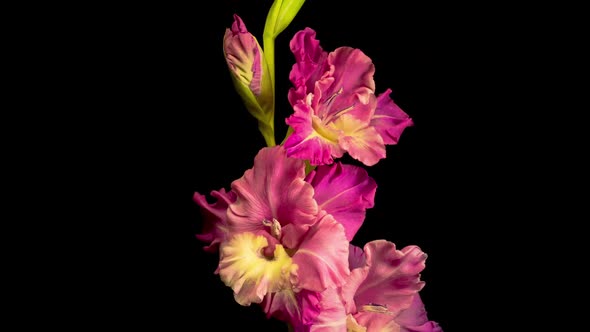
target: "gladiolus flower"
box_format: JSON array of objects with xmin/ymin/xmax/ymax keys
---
[
  {"xmin": 221, "ymin": 146, "xmax": 361, "ymax": 305},
  {"xmin": 343, "ymin": 240, "xmax": 442, "ymax": 332},
  {"xmin": 284, "ymin": 28, "xmax": 414, "ymax": 166},
  {"xmin": 195, "ymin": 146, "xmax": 376, "ymax": 320}
]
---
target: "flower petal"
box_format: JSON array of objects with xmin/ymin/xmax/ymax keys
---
[
  {"xmin": 264, "ymin": 289, "xmax": 322, "ymax": 330},
  {"xmin": 318, "ymin": 47, "xmax": 376, "ymax": 124},
  {"xmin": 306, "ymin": 163, "xmax": 376, "ymax": 240},
  {"xmin": 296, "ymin": 287, "xmax": 348, "ymax": 332},
  {"xmin": 346, "ymin": 315, "xmax": 368, "ymax": 332},
  {"xmin": 291, "ymin": 213, "xmax": 350, "ymax": 292},
  {"xmin": 341, "ymin": 267, "xmax": 367, "ymax": 315},
  {"xmin": 284, "ymin": 99, "xmax": 344, "ymax": 166},
  {"xmin": 353, "ymin": 241, "xmax": 427, "ymax": 315},
  {"xmin": 193, "ymin": 188, "xmax": 236, "ymax": 252},
  {"xmin": 267, "ymin": 288, "xmax": 348, "ymax": 332},
  {"xmin": 288, "ymin": 28, "xmax": 329, "ymax": 106},
  {"xmin": 370, "ymin": 89, "xmax": 414, "ymax": 145},
  {"xmin": 352, "ymin": 311, "xmax": 399, "ymax": 332},
  {"xmin": 348, "ymin": 244, "xmax": 367, "ymax": 270},
  {"xmin": 335, "ymin": 114, "xmax": 386, "ymax": 166},
  {"xmin": 262, "ymin": 288, "xmax": 303, "ymax": 325},
  {"xmin": 218, "ymin": 232, "xmax": 296, "ymax": 306},
  {"xmin": 227, "ymin": 146, "xmax": 318, "ymax": 234},
  {"xmin": 396, "ymin": 294, "xmax": 443, "ymax": 332}
]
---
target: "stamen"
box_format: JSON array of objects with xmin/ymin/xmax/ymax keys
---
[
  {"xmin": 262, "ymin": 218, "xmax": 282, "ymax": 239},
  {"xmin": 360, "ymin": 303, "xmax": 394, "ymax": 315},
  {"xmin": 324, "ymin": 87, "xmax": 343, "ymax": 107},
  {"xmin": 319, "ymin": 87, "xmax": 344, "ymax": 119},
  {"xmin": 324, "ymin": 104, "xmax": 355, "ymax": 124}
]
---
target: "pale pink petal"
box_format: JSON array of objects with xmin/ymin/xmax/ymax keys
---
[
  {"xmin": 353, "ymin": 241, "xmax": 427, "ymax": 315},
  {"xmin": 341, "ymin": 267, "xmax": 368, "ymax": 315},
  {"xmin": 291, "ymin": 214, "xmax": 350, "ymax": 292},
  {"xmin": 397, "ymin": 295, "xmax": 443, "ymax": 332},
  {"xmin": 193, "ymin": 188, "xmax": 236, "ymax": 252},
  {"xmin": 306, "ymin": 163, "xmax": 376, "ymax": 240},
  {"xmin": 370, "ymin": 89, "xmax": 414, "ymax": 145},
  {"xmin": 288, "ymin": 28, "xmax": 329, "ymax": 105},
  {"xmin": 335, "ymin": 115, "xmax": 386, "ymax": 166},
  {"xmin": 352, "ymin": 299, "xmax": 442, "ymax": 332},
  {"xmin": 317, "ymin": 47, "xmax": 376, "ymax": 124},
  {"xmin": 227, "ymin": 146, "xmax": 318, "ymax": 234}
]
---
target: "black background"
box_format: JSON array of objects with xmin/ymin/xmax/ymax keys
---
[{"xmin": 51, "ymin": 0, "xmax": 559, "ymax": 330}]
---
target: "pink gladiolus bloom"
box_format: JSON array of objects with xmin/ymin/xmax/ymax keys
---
[
  {"xmin": 217, "ymin": 145, "xmax": 378, "ymax": 309},
  {"xmin": 343, "ymin": 240, "xmax": 442, "ymax": 332},
  {"xmin": 284, "ymin": 28, "xmax": 414, "ymax": 166},
  {"xmin": 281, "ymin": 240, "xmax": 439, "ymax": 332}
]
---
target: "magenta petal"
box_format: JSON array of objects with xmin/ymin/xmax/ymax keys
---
[
  {"xmin": 262, "ymin": 289, "xmax": 303, "ymax": 325},
  {"xmin": 353, "ymin": 241, "xmax": 427, "ymax": 315},
  {"xmin": 263, "ymin": 288, "xmax": 347, "ymax": 332},
  {"xmin": 306, "ymin": 162, "xmax": 376, "ymax": 240},
  {"xmin": 371, "ymin": 88, "xmax": 414, "ymax": 145},
  {"xmin": 284, "ymin": 101, "xmax": 341, "ymax": 166},
  {"xmin": 193, "ymin": 188, "xmax": 236, "ymax": 252},
  {"xmin": 294, "ymin": 288, "xmax": 347, "ymax": 332},
  {"xmin": 288, "ymin": 28, "xmax": 329, "ymax": 106},
  {"xmin": 292, "ymin": 214, "xmax": 350, "ymax": 292},
  {"xmin": 396, "ymin": 294, "xmax": 443, "ymax": 332},
  {"xmin": 227, "ymin": 146, "xmax": 318, "ymax": 234},
  {"xmin": 297, "ymin": 289, "xmax": 323, "ymax": 327}
]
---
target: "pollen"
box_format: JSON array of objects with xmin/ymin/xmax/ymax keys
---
[
  {"xmin": 360, "ymin": 303, "xmax": 394, "ymax": 315},
  {"xmin": 262, "ymin": 218, "xmax": 282, "ymax": 239}
]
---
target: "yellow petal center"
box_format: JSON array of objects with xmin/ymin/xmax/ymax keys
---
[{"xmin": 219, "ymin": 232, "xmax": 296, "ymax": 306}]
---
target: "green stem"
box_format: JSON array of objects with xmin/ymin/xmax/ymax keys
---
[
  {"xmin": 263, "ymin": 34, "xmax": 276, "ymax": 148},
  {"xmin": 263, "ymin": 35, "xmax": 276, "ymax": 104},
  {"xmin": 259, "ymin": 119, "xmax": 276, "ymax": 147}
]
